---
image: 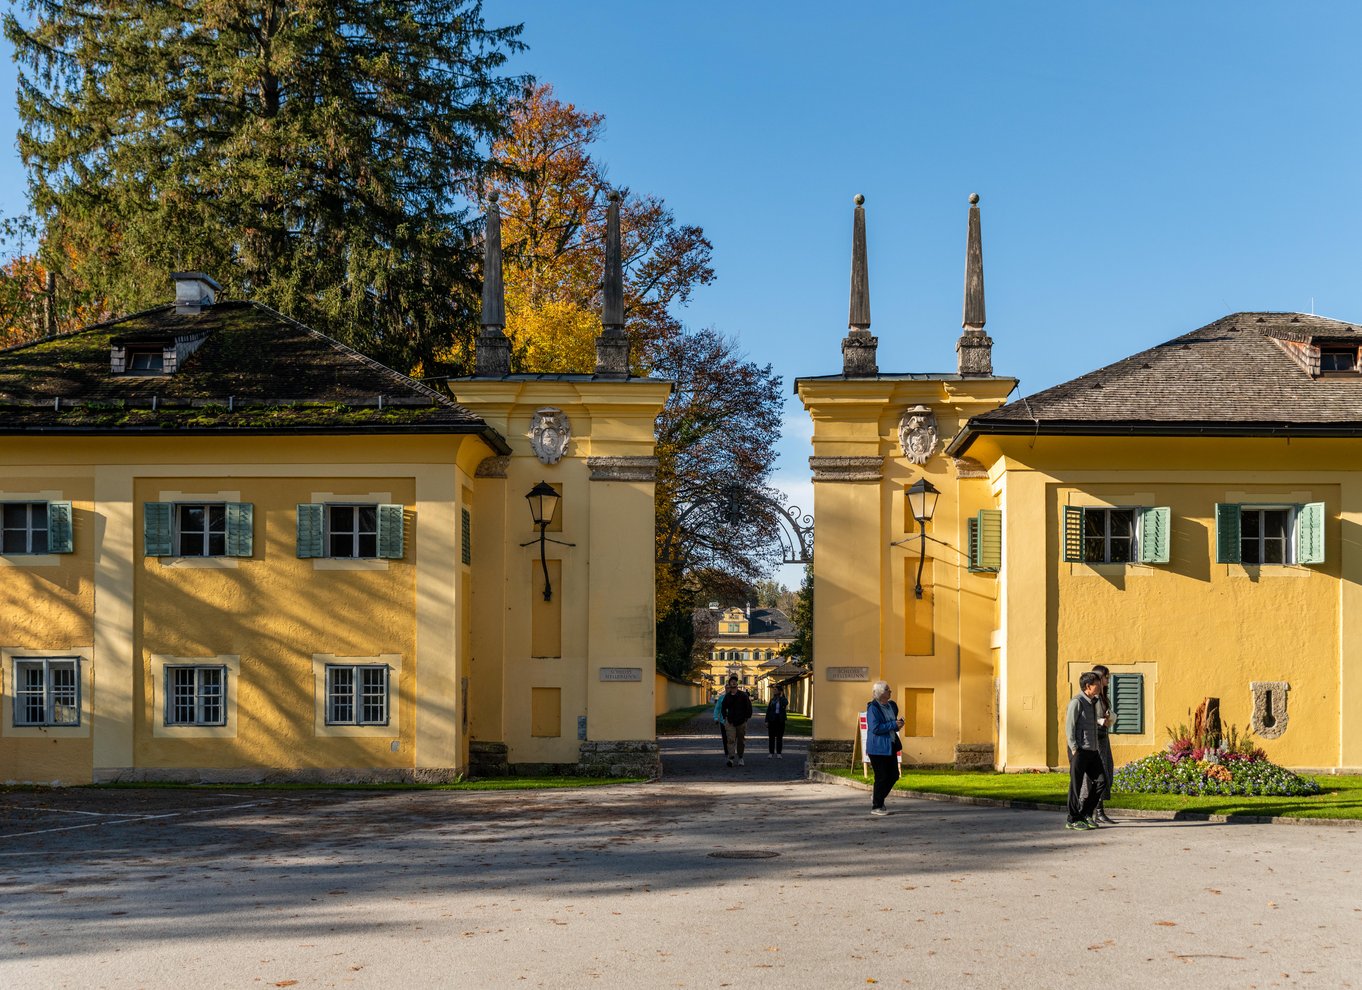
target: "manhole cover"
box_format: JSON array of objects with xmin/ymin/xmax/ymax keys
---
[{"xmin": 708, "ymin": 850, "xmax": 780, "ymax": 859}]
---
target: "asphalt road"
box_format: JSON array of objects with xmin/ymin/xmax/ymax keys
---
[{"xmin": 1, "ymin": 745, "xmax": 1358, "ymax": 990}]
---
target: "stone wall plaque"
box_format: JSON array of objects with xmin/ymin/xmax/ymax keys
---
[
  {"xmin": 599, "ymin": 667, "xmax": 643, "ymax": 682},
  {"xmin": 825, "ymin": 666, "xmax": 870, "ymax": 682},
  {"xmin": 529, "ymin": 407, "xmax": 571, "ymax": 465}
]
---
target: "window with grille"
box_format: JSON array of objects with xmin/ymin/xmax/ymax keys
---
[
  {"xmin": 325, "ymin": 664, "xmax": 389, "ymax": 725},
  {"xmin": 3, "ymin": 502, "xmax": 49, "ymax": 555},
  {"xmin": 165, "ymin": 665, "xmax": 226, "ymax": 725},
  {"xmin": 13, "ymin": 657, "xmax": 80, "ymax": 726},
  {"xmin": 461, "ymin": 507, "xmax": 471, "ymax": 565}
]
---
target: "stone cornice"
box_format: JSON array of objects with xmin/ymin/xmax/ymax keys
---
[
  {"xmin": 587, "ymin": 456, "xmax": 659, "ymax": 482},
  {"xmin": 809, "ymin": 455, "xmax": 883, "ymax": 482}
]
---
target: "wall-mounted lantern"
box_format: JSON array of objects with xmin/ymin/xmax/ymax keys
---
[
  {"xmin": 905, "ymin": 478, "xmax": 940, "ymax": 599},
  {"xmin": 521, "ymin": 480, "xmax": 576, "ymax": 601}
]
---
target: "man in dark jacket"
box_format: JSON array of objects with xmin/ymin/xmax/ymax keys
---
[
  {"xmin": 720, "ymin": 677, "xmax": 753, "ymax": 767},
  {"xmin": 1065, "ymin": 671, "xmax": 1106, "ymax": 830}
]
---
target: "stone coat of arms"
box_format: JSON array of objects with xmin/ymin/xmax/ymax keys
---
[
  {"xmin": 530, "ymin": 407, "xmax": 571, "ymax": 465},
  {"xmin": 898, "ymin": 405, "xmax": 938, "ymax": 465}
]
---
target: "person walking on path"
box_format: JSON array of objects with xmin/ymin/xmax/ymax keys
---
[
  {"xmin": 866, "ymin": 681, "xmax": 903, "ymax": 816},
  {"xmin": 720, "ymin": 677, "xmax": 753, "ymax": 767},
  {"xmin": 713, "ymin": 688, "xmax": 729, "ymax": 758},
  {"xmin": 1065, "ymin": 671, "xmax": 1106, "ymax": 831},
  {"xmin": 765, "ymin": 684, "xmax": 789, "ymax": 758},
  {"xmin": 1089, "ymin": 664, "xmax": 1117, "ymax": 824}
]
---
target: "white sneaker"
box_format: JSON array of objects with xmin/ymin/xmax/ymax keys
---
[
  {"xmin": 737, "ymin": 758, "xmax": 745, "ymax": 766},
  {"xmin": 870, "ymin": 807, "xmax": 890, "ymax": 817},
  {"xmin": 776, "ymin": 753, "xmax": 783, "ymax": 759},
  {"xmin": 768, "ymin": 754, "xmax": 774, "ymax": 759}
]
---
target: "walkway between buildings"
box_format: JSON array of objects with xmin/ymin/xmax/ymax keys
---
[{"xmin": 658, "ymin": 704, "xmax": 808, "ymax": 781}]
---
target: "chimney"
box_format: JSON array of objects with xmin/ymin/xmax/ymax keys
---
[
  {"xmin": 956, "ymin": 193, "xmax": 994, "ymax": 376},
  {"xmin": 172, "ymin": 272, "xmax": 220, "ymax": 315},
  {"xmin": 475, "ymin": 191, "xmax": 512, "ymax": 376},
  {"xmin": 841, "ymin": 194, "xmax": 878, "ymax": 376},
  {"xmin": 594, "ymin": 190, "xmax": 630, "ymax": 378}
]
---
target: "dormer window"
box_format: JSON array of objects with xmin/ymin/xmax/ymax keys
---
[
  {"xmin": 127, "ymin": 349, "xmax": 165, "ymax": 374},
  {"xmin": 1319, "ymin": 347, "xmax": 1357, "ymax": 374}
]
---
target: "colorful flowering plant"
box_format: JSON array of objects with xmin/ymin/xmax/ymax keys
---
[{"xmin": 1113, "ymin": 719, "xmax": 1318, "ymax": 798}]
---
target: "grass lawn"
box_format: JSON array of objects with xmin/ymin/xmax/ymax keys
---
[
  {"xmin": 87, "ymin": 777, "xmax": 645, "ymax": 792},
  {"xmin": 824, "ymin": 767, "xmax": 1362, "ymax": 820},
  {"xmin": 656, "ymin": 703, "xmax": 712, "ymax": 734}
]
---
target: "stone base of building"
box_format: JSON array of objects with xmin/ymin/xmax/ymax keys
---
[
  {"xmin": 805, "ymin": 738, "xmax": 855, "ymax": 774},
  {"xmin": 92, "ymin": 766, "xmax": 464, "ymax": 785},
  {"xmin": 468, "ymin": 740, "xmax": 511, "ymax": 777},
  {"xmin": 954, "ymin": 743, "xmax": 996, "ymax": 769},
  {"xmin": 577, "ymin": 739, "xmax": 661, "ymax": 778}
]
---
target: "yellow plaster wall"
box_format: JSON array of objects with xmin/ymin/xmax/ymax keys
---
[
  {"xmin": 0, "ymin": 433, "xmax": 481, "ymax": 782},
  {"xmin": 0, "ymin": 474, "xmax": 95, "ymax": 783},
  {"xmin": 977, "ymin": 435, "xmax": 1362, "ymax": 771},
  {"xmin": 452, "ymin": 379, "xmax": 669, "ymax": 765}
]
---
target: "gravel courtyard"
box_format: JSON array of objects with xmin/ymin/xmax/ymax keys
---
[{"xmin": 1, "ymin": 738, "xmax": 1358, "ymax": 989}]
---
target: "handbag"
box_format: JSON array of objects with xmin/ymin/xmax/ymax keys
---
[{"xmin": 893, "ymin": 732, "xmax": 903, "ymax": 754}]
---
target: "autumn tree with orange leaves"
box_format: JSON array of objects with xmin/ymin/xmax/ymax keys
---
[{"xmin": 482, "ymin": 85, "xmax": 785, "ymax": 678}]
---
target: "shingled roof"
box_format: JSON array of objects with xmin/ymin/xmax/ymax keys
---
[
  {"xmin": 949, "ymin": 312, "xmax": 1362, "ymax": 455},
  {"xmin": 0, "ymin": 300, "xmax": 508, "ymax": 447}
]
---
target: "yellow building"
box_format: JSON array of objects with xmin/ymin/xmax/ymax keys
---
[
  {"xmin": 698, "ymin": 604, "xmax": 795, "ymax": 702},
  {"xmin": 799, "ymin": 193, "xmax": 1361, "ymax": 774},
  {"xmin": 1, "ymin": 192, "xmax": 668, "ymax": 784}
]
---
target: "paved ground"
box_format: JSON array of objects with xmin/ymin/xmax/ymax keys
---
[{"xmin": 1, "ymin": 740, "xmax": 1359, "ymax": 990}]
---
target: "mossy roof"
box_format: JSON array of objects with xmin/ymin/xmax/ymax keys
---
[{"xmin": 0, "ymin": 301, "xmax": 506, "ymax": 445}]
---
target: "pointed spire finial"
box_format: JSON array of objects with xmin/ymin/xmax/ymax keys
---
[
  {"xmin": 957, "ymin": 192, "xmax": 994, "ymax": 376},
  {"xmin": 841, "ymin": 193, "xmax": 878, "ymax": 376},
  {"xmin": 595, "ymin": 188, "xmax": 630, "ymax": 377},
  {"xmin": 475, "ymin": 189, "xmax": 511, "ymax": 376}
]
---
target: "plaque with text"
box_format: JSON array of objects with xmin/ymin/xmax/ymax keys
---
[
  {"xmin": 599, "ymin": 667, "xmax": 643, "ymax": 682},
  {"xmin": 826, "ymin": 666, "xmax": 870, "ymax": 682}
]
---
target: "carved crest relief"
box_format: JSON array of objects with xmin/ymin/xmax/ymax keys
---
[
  {"xmin": 898, "ymin": 405, "xmax": 938, "ymax": 465},
  {"xmin": 529, "ymin": 407, "xmax": 571, "ymax": 465}
]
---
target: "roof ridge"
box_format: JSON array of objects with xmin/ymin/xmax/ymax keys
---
[{"xmin": 244, "ymin": 301, "xmax": 461, "ymax": 409}]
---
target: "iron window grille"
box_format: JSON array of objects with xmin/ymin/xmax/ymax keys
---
[
  {"xmin": 14, "ymin": 657, "xmax": 80, "ymax": 726},
  {"xmin": 325, "ymin": 664, "xmax": 390, "ymax": 725},
  {"xmin": 2, "ymin": 502, "xmax": 49, "ymax": 555},
  {"xmin": 165, "ymin": 665, "xmax": 226, "ymax": 726}
]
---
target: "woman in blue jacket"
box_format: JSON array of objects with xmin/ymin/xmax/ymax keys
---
[{"xmin": 866, "ymin": 681, "xmax": 904, "ymax": 816}]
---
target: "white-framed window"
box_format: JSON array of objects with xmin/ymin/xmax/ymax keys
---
[
  {"xmin": 127, "ymin": 349, "xmax": 164, "ymax": 373},
  {"xmin": 1063, "ymin": 505, "xmax": 1170, "ymax": 565},
  {"xmin": 144, "ymin": 502, "xmax": 252, "ymax": 558},
  {"xmin": 177, "ymin": 504, "xmax": 227, "ymax": 557},
  {"xmin": 1083, "ymin": 507, "xmax": 1136, "ymax": 563},
  {"xmin": 329, "ymin": 504, "xmax": 378, "ymax": 558},
  {"xmin": 1215, "ymin": 502, "xmax": 1324, "ymax": 566},
  {"xmin": 14, "ymin": 657, "xmax": 80, "ymax": 727},
  {"xmin": 165, "ymin": 665, "xmax": 226, "ymax": 726},
  {"xmin": 2, "ymin": 502, "xmax": 49, "ymax": 554},
  {"xmin": 325, "ymin": 664, "xmax": 389, "ymax": 725}
]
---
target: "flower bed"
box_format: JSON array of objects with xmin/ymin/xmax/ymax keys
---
[{"xmin": 1113, "ymin": 750, "xmax": 1322, "ymax": 797}]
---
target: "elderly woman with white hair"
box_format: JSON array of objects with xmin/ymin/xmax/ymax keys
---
[{"xmin": 865, "ymin": 680, "xmax": 904, "ymax": 816}]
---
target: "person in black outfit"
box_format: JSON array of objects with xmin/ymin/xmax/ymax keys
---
[
  {"xmin": 765, "ymin": 684, "xmax": 789, "ymax": 758},
  {"xmin": 720, "ymin": 679, "xmax": 753, "ymax": 767},
  {"xmin": 1065, "ymin": 671, "xmax": 1106, "ymax": 830},
  {"xmin": 1089, "ymin": 664, "xmax": 1116, "ymax": 825}
]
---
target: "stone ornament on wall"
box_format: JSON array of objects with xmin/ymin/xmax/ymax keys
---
[
  {"xmin": 1250, "ymin": 681, "xmax": 1289, "ymax": 739},
  {"xmin": 899, "ymin": 405, "xmax": 938, "ymax": 465},
  {"xmin": 529, "ymin": 407, "xmax": 571, "ymax": 465}
]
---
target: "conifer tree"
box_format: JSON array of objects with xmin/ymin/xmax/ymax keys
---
[{"xmin": 4, "ymin": 0, "xmax": 524, "ymax": 370}]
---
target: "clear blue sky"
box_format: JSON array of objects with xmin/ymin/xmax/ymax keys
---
[{"xmin": 5, "ymin": 3, "xmax": 1361, "ymax": 589}]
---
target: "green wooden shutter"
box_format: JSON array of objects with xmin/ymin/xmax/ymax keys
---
[
  {"xmin": 976, "ymin": 509, "xmax": 1001, "ymax": 571},
  {"xmin": 144, "ymin": 502, "xmax": 173, "ymax": 557},
  {"xmin": 225, "ymin": 503, "xmax": 254, "ymax": 558},
  {"xmin": 296, "ymin": 503, "xmax": 325, "ymax": 558},
  {"xmin": 1062, "ymin": 505, "xmax": 1085, "ymax": 563},
  {"xmin": 47, "ymin": 501, "xmax": 74, "ymax": 554},
  {"xmin": 966, "ymin": 516, "xmax": 980, "ymax": 570},
  {"xmin": 1214, "ymin": 503, "xmax": 1241, "ymax": 564},
  {"xmin": 1109, "ymin": 672, "xmax": 1144, "ymax": 735},
  {"xmin": 1138, "ymin": 506, "xmax": 1170, "ymax": 564},
  {"xmin": 1296, "ymin": 501, "xmax": 1325, "ymax": 565},
  {"xmin": 377, "ymin": 503, "xmax": 405, "ymax": 559},
  {"xmin": 461, "ymin": 507, "xmax": 471, "ymax": 565}
]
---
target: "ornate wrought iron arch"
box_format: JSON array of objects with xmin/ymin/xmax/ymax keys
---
[{"xmin": 724, "ymin": 488, "xmax": 814, "ymax": 565}]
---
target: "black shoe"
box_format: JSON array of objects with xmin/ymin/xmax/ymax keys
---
[{"xmin": 1094, "ymin": 810, "xmax": 1117, "ymax": 825}]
